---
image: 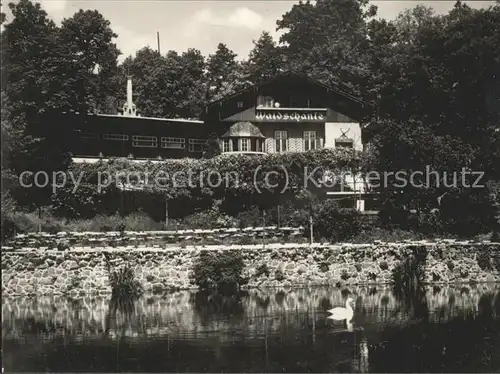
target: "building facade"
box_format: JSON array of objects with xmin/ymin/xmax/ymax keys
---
[
  {"xmin": 64, "ymin": 72, "xmax": 375, "ymax": 210},
  {"xmin": 67, "ymin": 72, "xmax": 372, "ymax": 162},
  {"xmin": 205, "ymin": 72, "xmax": 370, "ymax": 155}
]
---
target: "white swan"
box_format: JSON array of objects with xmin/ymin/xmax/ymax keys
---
[{"xmin": 327, "ymin": 297, "xmax": 355, "ymax": 322}]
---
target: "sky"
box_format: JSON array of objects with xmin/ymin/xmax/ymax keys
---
[{"xmin": 4, "ymin": 0, "xmax": 497, "ymax": 62}]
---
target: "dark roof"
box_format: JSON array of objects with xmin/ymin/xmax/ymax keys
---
[
  {"xmin": 206, "ymin": 71, "xmax": 370, "ymax": 109},
  {"xmin": 221, "ymin": 122, "xmax": 265, "ymax": 138}
]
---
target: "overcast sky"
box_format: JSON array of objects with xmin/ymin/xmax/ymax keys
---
[{"xmin": 5, "ymin": 0, "xmax": 497, "ymax": 61}]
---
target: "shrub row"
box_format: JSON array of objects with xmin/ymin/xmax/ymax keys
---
[{"xmin": 2, "ymin": 202, "xmax": 375, "ymax": 244}]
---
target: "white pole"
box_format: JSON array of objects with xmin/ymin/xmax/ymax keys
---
[
  {"xmin": 165, "ymin": 199, "xmax": 169, "ymax": 228},
  {"xmin": 262, "ymin": 210, "xmax": 266, "ymax": 249},
  {"xmin": 309, "ymin": 214, "xmax": 313, "ymax": 245}
]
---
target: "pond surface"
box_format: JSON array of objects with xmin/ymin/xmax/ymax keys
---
[{"xmin": 2, "ymin": 284, "xmax": 500, "ymax": 373}]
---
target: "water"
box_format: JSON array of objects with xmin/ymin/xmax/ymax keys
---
[{"xmin": 2, "ymin": 285, "xmax": 500, "ymax": 373}]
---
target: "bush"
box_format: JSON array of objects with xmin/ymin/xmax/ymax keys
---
[
  {"xmin": 181, "ymin": 203, "xmax": 238, "ymax": 229},
  {"xmin": 103, "ymin": 254, "xmax": 143, "ymax": 298},
  {"xmin": 107, "ymin": 264, "xmax": 143, "ymax": 298},
  {"xmin": 122, "ymin": 212, "xmax": 164, "ymax": 231},
  {"xmin": 275, "ymin": 269, "xmax": 285, "ymax": 281},
  {"xmin": 3, "ymin": 211, "xmax": 168, "ymax": 234},
  {"xmin": 2, "ymin": 210, "xmax": 67, "ymax": 236},
  {"xmin": 446, "ymin": 260, "xmax": 455, "ymax": 271},
  {"xmin": 117, "ymin": 222, "xmax": 126, "ymax": 233},
  {"xmin": 255, "ymin": 263, "xmax": 270, "ymax": 277},
  {"xmin": 477, "ymin": 250, "xmax": 492, "ymax": 271},
  {"xmin": 349, "ymin": 228, "xmax": 429, "ymax": 243},
  {"xmin": 379, "ymin": 261, "xmax": 389, "ymax": 271},
  {"xmin": 491, "ymin": 231, "xmax": 500, "ymax": 242},
  {"xmin": 7, "ymin": 211, "xmax": 42, "ymax": 233},
  {"xmin": 437, "ymin": 190, "xmax": 497, "ymax": 237},
  {"xmin": 378, "ymin": 187, "xmax": 497, "ymax": 238},
  {"xmin": 311, "ymin": 200, "xmax": 362, "ymax": 242},
  {"xmin": 340, "ymin": 270, "xmax": 350, "ymax": 280},
  {"xmin": 493, "ymin": 255, "xmax": 500, "ymax": 272},
  {"xmin": 235, "ymin": 207, "xmax": 263, "ymax": 228},
  {"xmin": 1, "ymin": 214, "xmax": 16, "ymax": 242},
  {"xmin": 392, "ymin": 247, "xmax": 427, "ymax": 295},
  {"xmin": 56, "ymin": 239, "xmax": 70, "ymax": 251},
  {"xmin": 191, "ymin": 250, "xmax": 247, "ymax": 292},
  {"xmin": 238, "ymin": 236, "xmax": 255, "ymax": 245}
]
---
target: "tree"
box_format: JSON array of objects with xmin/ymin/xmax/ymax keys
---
[
  {"xmin": 244, "ymin": 31, "xmax": 283, "ymax": 83},
  {"xmin": 115, "ymin": 47, "xmax": 171, "ymax": 118},
  {"xmin": 206, "ymin": 43, "xmax": 237, "ymax": 101},
  {"xmin": 175, "ymin": 48, "xmax": 206, "ymax": 118},
  {"xmin": 113, "ymin": 47, "xmax": 207, "ymax": 119},
  {"xmin": 276, "ymin": 0, "xmax": 377, "ymax": 93},
  {"xmin": 208, "ymin": 60, "xmax": 252, "ymax": 103},
  {"xmin": 1, "ymin": 93, "xmax": 22, "ymax": 217},
  {"xmin": 2, "ymin": 1, "xmax": 122, "ymax": 210},
  {"xmin": 0, "ymin": 2, "xmax": 6, "ymax": 24},
  {"xmin": 2, "ymin": 0, "xmax": 72, "ymax": 210},
  {"xmin": 363, "ymin": 2, "xmax": 500, "ymax": 234},
  {"xmin": 58, "ymin": 9, "xmax": 121, "ymax": 113},
  {"xmin": 202, "ymin": 133, "xmax": 221, "ymax": 159}
]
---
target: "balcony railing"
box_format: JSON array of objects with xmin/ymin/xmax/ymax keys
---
[
  {"xmin": 255, "ymin": 106, "xmax": 328, "ymax": 111},
  {"xmin": 221, "ymin": 138, "xmax": 325, "ymax": 154}
]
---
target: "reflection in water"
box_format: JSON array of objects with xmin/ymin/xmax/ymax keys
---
[
  {"xmin": 104, "ymin": 294, "xmax": 142, "ymax": 339},
  {"xmin": 392, "ymin": 246, "xmax": 429, "ymax": 321},
  {"xmin": 2, "ymin": 285, "xmax": 500, "ymax": 373}
]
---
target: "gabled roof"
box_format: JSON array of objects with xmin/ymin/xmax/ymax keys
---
[{"xmin": 206, "ymin": 71, "xmax": 370, "ymax": 109}]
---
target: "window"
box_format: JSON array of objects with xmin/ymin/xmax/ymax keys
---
[
  {"xmin": 239, "ymin": 138, "xmax": 250, "ymax": 152},
  {"xmin": 304, "ymin": 131, "xmax": 317, "ymax": 151},
  {"xmin": 335, "ymin": 138, "xmax": 354, "ymax": 148},
  {"xmin": 161, "ymin": 137, "xmax": 185, "ymax": 149},
  {"xmin": 274, "ymin": 130, "xmax": 288, "ymax": 153},
  {"xmin": 132, "ymin": 135, "xmax": 157, "ymax": 148},
  {"xmin": 222, "ymin": 139, "xmax": 232, "ymax": 152},
  {"xmin": 237, "ymin": 101, "xmax": 244, "ymax": 108},
  {"xmin": 257, "ymin": 95, "xmax": 274, "ymax": 108},
  {"xmin": 255, "ymin": 139, "xmax": 263, "ymax": 152},
  {"xmin": 103, "ymin": 133, "xmax": 128, "ymax": 141},
  {"xmin": 189, "ymin": 138, "xmax": 206, "ymax": 152},
  {"xmin": 79, "ymin": 132, "xmax": 99, "ymax": 139}
]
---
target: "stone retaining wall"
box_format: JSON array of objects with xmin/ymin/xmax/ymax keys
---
[
  {"xmin": 2, "ymin": 227, "xmax": 304, "ymax": 250},
  {"xmin": 2, "ymin": 240, "xmax": 499, "ymax": 297}
]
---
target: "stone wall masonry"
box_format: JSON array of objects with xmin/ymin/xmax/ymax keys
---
[{"xmin": 2, "ymin": 240, "xmax": 499, "ymax": 297}]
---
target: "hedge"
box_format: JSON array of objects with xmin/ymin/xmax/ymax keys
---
[{"xmin": 48, "ymin": 148, "xmax": 361, "ymax": 219}]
